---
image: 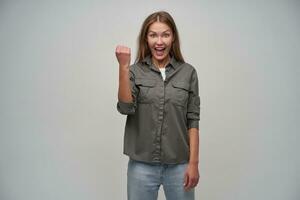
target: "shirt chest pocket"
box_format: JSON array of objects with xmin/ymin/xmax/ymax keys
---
[
  {"xmin": 171, "ymin": 81, "xmax": 190, "ymax": 107},
  {"xmin": 135, "ymin": 79, "xmax": 156, "ymax": 103}
]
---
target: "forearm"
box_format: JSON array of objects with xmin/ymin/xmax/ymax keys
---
[
  {"xmin": 188, "ymin": 128, "xmax": 200, "ymax": 165},
  {"xmin": 118, "ymin": 66, "xmax": 132, "ymax": 102}
]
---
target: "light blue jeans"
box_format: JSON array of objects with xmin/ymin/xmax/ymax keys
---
[{"xmin": 127, "ymin": 158, "xmax": 195, "ymax": 200}]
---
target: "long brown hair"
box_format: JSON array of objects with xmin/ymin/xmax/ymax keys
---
[{"xmin": 135, "ymin": 11, "xmax": 185, "ymax": 64}]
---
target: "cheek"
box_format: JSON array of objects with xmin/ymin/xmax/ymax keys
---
[
  {"xmin": 164, "ymin": 38, "xmax": 173, "ymax": 46},
  {"xmin": 147, "ymin": 38, "xmax": 155, "ymax": 46},
  {"xmin": 166, "ymin": 42, "xmax": 173, "ymax": 49},
  {"xmin": 147, "ymin": 42, "xmax": 155, "ymax": 49}
]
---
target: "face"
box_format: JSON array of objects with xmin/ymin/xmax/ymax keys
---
[{"xmin": 147, "ymin": 21, "xmax": 174, "ymax": 63}]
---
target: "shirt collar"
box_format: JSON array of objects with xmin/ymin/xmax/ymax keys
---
[{"xmin": 141, "ymin": 54, "xmax": 179, "ymax": 69}]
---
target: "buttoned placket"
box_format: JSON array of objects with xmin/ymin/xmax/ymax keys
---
[{"xmin": 151, "ymin": 64, "xmax": 172, "ymax": 162}]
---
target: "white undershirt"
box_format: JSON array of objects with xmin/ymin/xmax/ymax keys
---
[{"xmin": 159, "ymin": 68, "xmax": 166, "ymax": 81}]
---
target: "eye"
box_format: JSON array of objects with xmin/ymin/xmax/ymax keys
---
[
  {"xmin": 149, "ymin": 34, "xmax": 156, "ymax": 38},
  {"xmin": 163, "ymin": 33, "xmax": 171, "ymax": 38}
]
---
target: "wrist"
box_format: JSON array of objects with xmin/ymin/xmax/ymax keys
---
[
  {"xmin": 119, "ymin": 64, "xmax": 129, "ymax": 70},
  {"xmin": 188, "ymin": 160, "xmax": 199, "ymax": 165},
  {"xmin": 119, "ymin": 67, "xmax": 129, "ymax": 77}
]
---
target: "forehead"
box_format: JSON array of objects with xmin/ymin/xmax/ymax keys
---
[{"xmin": 148, "ymin": 21, "xmax": 172, "ymax": 33}]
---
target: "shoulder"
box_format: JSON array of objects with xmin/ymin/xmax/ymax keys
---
[
  {"xmin": 180, "ymin": 62, "xmax": 198, "ymax": 74},
  {"xmin": 129, "ymin": 63, "xmax": 137, "ymax": 70},
  {"xmin": 128, "ymin": 62, "xmax": 146, "ymax": 78},
  {"xmin": 128, "ymin": 63, "xmax": 139, "ymax": 73},
  {"xmin": 130, "ymin": 62, "xmax": 151, "ymax": 74},
  {"xmin": 129, "ymin": 62, "xmax": 145, "ymax": 70}
]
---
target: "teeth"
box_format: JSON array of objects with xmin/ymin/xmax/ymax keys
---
[{"xmin": 155, "ymin": 48, "xmax": 165, "ymax": 51}]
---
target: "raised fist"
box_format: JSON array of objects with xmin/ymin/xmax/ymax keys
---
[{"xmin": 115, "ymin": 45, "xmax": 131, "ymax": 68}]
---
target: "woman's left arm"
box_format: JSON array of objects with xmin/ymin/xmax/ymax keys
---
[
  {"xmin": 183, "ymin": 128, "xmax": 200, "ymax": 191},
  {"xmin": 188, "ymin": 127, "xmax": 200, "ymax": 165},
  {"xmin": 184, "ymin": 67, "xmax": 201, "ymax": 191}
]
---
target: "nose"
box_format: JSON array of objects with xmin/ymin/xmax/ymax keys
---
[{"xmin": 156, "ymin": 36, "xmax": 163, "ymax": 44}]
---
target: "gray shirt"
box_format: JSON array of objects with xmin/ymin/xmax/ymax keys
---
[{"xmin": 117, "ymin": 55, "xmax": 200, "ymax": 164}]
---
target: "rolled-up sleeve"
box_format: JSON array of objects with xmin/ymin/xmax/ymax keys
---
[
  {"xmin": 117, "ymin": 68, "xmax": 139, "ymax": 115},
  {"xmin": 187, "ymin": 68, "xmax": 200, "ymax": 129}
]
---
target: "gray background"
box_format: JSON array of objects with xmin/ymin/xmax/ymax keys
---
[{"xmin": 0, "ymin": 0, "xmax": 299, "ymax": 200}]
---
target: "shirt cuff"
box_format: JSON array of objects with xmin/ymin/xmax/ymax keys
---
[
  {"xmin": 117, "ymin": 101, "xmax": 136, "ymax": 115},
  {"xmin": 187, "ymin": 119, "xmax": 199, "ymax": 129}
]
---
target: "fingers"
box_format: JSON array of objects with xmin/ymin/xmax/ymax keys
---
[
  {"xmin": 183, "ymin": 172, "xmax": 188, "ymax": 187},
  {"xmin": 184, "ymin": 174, "xmax": 199, "ymax": 191},
  {"xmin": 115, "ymin": 45, "xmax": 131, "ymax": 55},
  {"xmin": 115, "ymin": 45, "xmax": 131, "ymax": 66}
]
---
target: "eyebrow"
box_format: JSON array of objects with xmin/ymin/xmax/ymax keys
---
[{"xmin": 148, "ymin": 30, "xmax": 171, "ymax": 34}]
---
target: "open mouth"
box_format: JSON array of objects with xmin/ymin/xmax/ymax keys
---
[{"xmin": 154, "ymin": 47, "xmax": 166, "ymax": 56}]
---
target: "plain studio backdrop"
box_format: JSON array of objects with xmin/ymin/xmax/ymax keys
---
[{"xmin": 0, "ymin": 0, "xmax": 299, "ymax": 200}]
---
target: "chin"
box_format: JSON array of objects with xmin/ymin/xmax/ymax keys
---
[
  {"xmin": 154, "ymin": 55, "xmax": 166, "ymax": 61},
  {"xmin": 152, "ymin": 52, "xmax": 169, "ymax": 61}
]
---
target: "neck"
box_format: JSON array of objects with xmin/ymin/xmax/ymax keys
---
[{"xmin": 152, "ymin": 55, "xmax": 170, "ymax": 69}]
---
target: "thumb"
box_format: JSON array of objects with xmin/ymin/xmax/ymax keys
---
[{"xmin": 183, "ymin": 172, "xmax": 189, "ymax": 186}]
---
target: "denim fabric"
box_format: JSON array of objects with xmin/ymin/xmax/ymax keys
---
[{"xmin": 127, "ymin": 158, "xmax": 195, "ymax": 200}]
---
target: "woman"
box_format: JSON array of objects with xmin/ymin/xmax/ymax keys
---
[{"xmin": 115, "ymin": 11, "xmax": 201, "ymax": 200}]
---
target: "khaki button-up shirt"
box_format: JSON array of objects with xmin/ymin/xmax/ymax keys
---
[{"xmin": 117, "ymin": 55, "xmax": 200, "ymax": 164}]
